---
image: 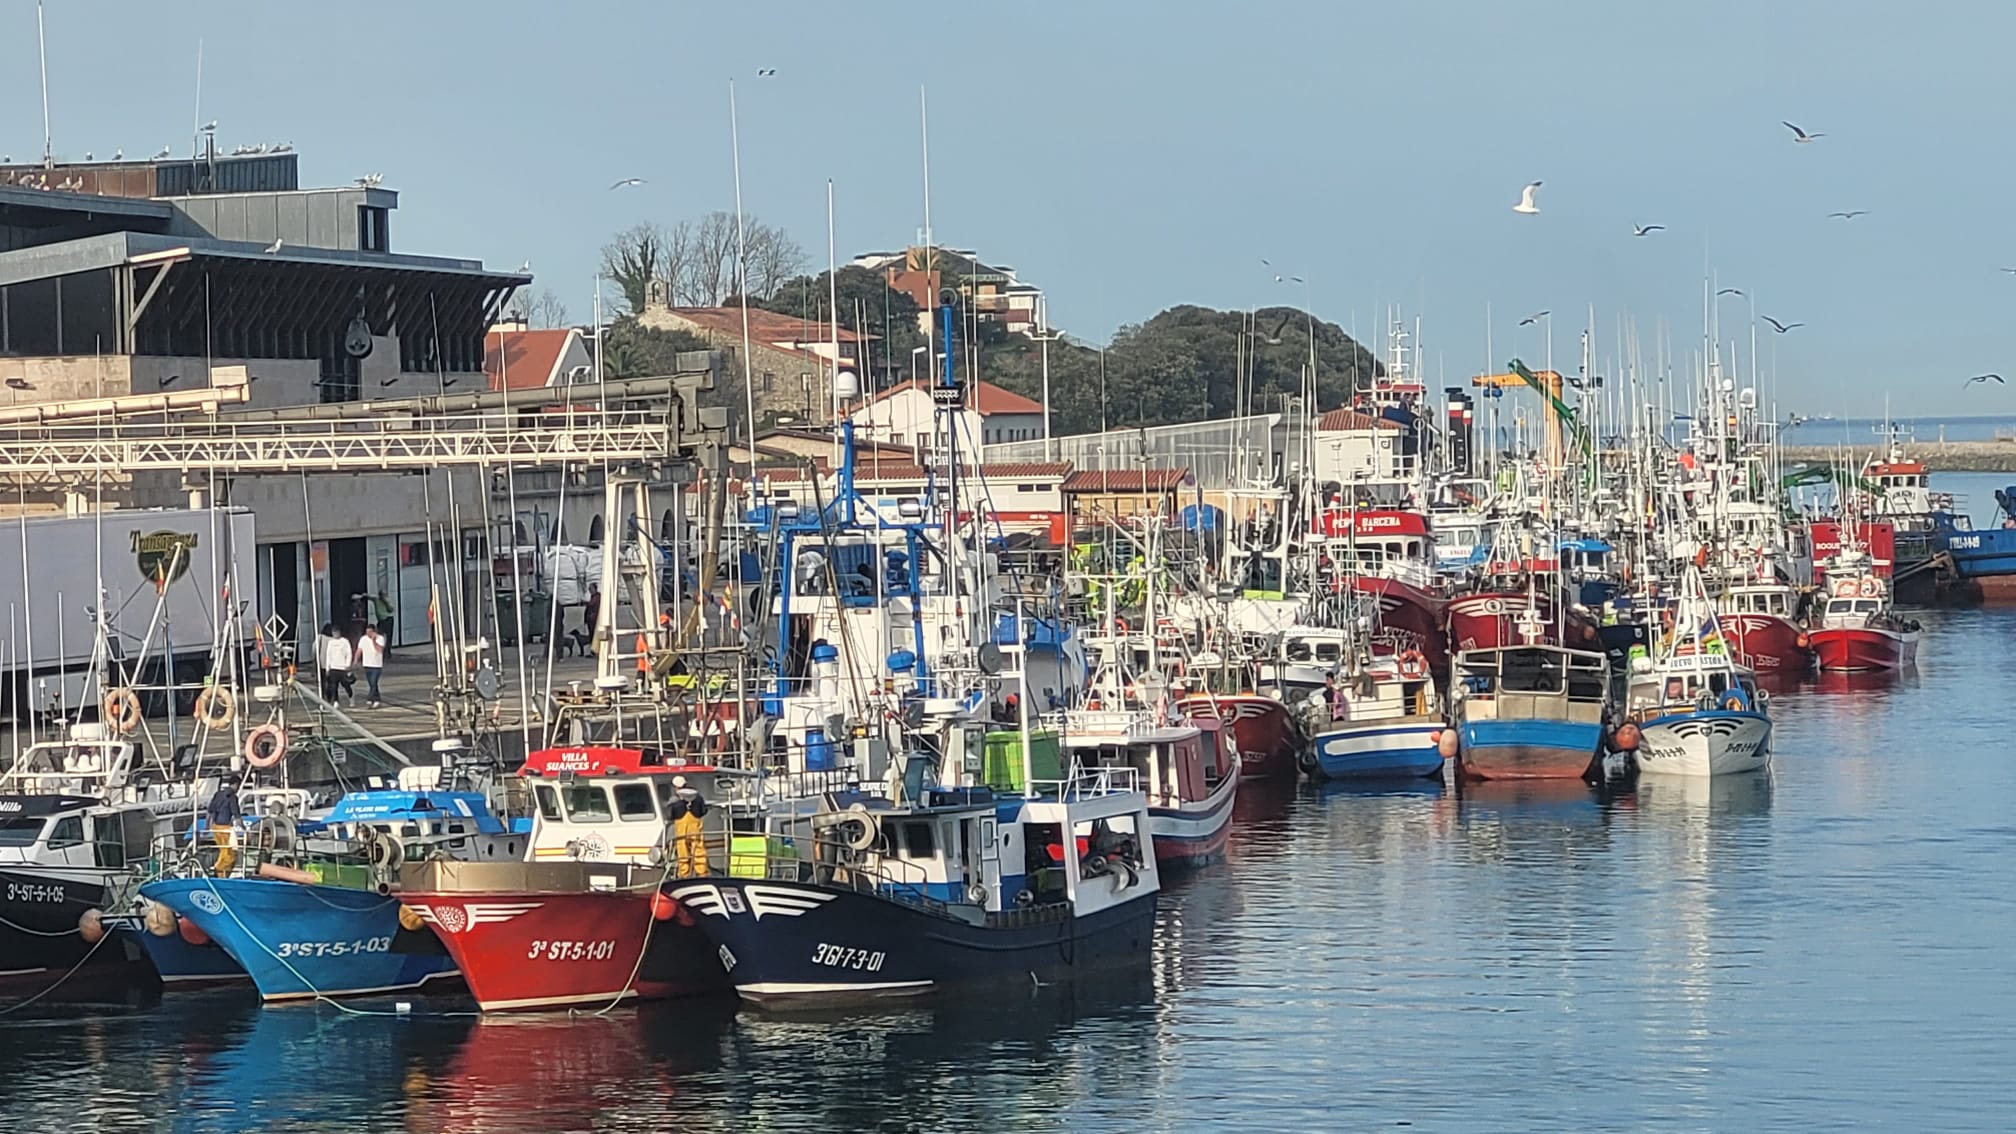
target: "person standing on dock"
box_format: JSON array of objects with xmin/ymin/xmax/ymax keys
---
[
  {"xmin": 207, "ymin": 780, "xmax": 242, "ymax": 876},
  {"xmin": 371, "ymin": 591, "xmax": 395, "ymax": 651},
  {"xmin": 358, "ymin": 624, "xmax": 387, "ymax": 708},
  {"xmin": 323, "ymin": 627, "xmax": 354, "ymax": 706}
]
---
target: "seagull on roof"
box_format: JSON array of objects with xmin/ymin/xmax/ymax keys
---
[
  {"xmin": 1783, "ymin": 121, "xmax": 1825, "ymax": 143},
  {"xmin": 518, "ymin": 261, "xmax": 531, "ymax": 273},
  {"xmin": 1761, "ymin": 316, "xmax": 1802, "ymax": 333},
  {"xmin": 264, "ymin": 238, "xmax": 284, "ymax": 254},
  {"xmin": 1827, "ymin": 210, "xmax": 1867, "ymax": 220},
  {"xmin": 609, "ymin": 177, "xmax": 646, "ymax": 190},
  {"xmin": 1518, "ymin": 310, "xmax": 1550, "ymax": 326},
  {"xmin": 1513, "ymin": 181, "xmax": 1542, "ymax": 215},
  {"xmin": 152, "ymin": 146, "xmax": 171, "ymax": 160},
  {"xmin": 200, "ymin": 120, "xmax": 217, "ymax": 132},
  {"xmin": 112, "ymin": 149, "xmax": 122, "ymax": 161},
  {"xmin": 1964, "ymin": 373, "xmax": 2005, "ymax": 387},
  {"xmin": 1632, "ymin": 224, "xmax": 1665, "ymax": 237},
  {"xmin": 84, "ymin": 152, "xmax": 93, "ymax": 161},
  {"xmin": 1716, "ymin": 287, "xmax": 1744, "ymax": 297}
]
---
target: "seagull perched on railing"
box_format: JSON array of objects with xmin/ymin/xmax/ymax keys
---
[
  {"xmin": 1513, "ymin": 181, "xmax": 1542, "ymax": 215},
  {"xmin": 1964, "ymin": 373, "xmax": 2005, "ymax": 388}
]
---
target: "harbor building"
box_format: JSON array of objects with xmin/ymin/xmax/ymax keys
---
[{"xmin": 0, "ymin": 146, "xmax": 528, "ymax": 649}]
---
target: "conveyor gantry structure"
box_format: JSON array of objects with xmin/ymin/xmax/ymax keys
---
[{"xmin": 0, "ymin": 373, "xmax": 730, "ymax": 488}]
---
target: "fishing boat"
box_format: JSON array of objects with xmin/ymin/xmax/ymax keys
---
[
  {"xmin": 1449, "ymin": 644, "xmax": 1609, "ymax": 780},
  {"xmin": 1173, "ymin": 675, "xmax": 1301, "ymax": 780},
  {"xmin": 1621, "ymin": 580, "xmax": 1772, "ymax": 777},
  {"xmin": 1057, "ymin": 703, "xmax": 1238, "ymax": 867},
  {"xmin": 1808, "ymin": 564, "xmax": 1920, "ymax": 671},
  {"xmin": 667, "ymin": 757, "xmax": 1160, "ymax": 1005},
  {"xmin": 0, "ymin": 792, "xmax": 157, "ymax": 989},
  {"xmin": 1935, "ymin": 486, "xmax": 2016, "ymax": 580},
  {"xmin": 1301, "ymin": 655, "xmax": 1447, "ymax": 780},
  {"xmin": 394, "ymin": 744, "xmax": 743, "ymax": 1011},
  {"xmin": 1715, "ymin": 582, "xmax": 1813, "ymax": 673},
  {"xmin": 142, "ymin": 770, "xmax": 524, "ymax": 1001}
]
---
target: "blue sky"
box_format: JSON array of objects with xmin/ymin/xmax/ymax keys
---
[{"xmin": 7, "ymin": 0, "xmax": 2016, "ymax": 416}]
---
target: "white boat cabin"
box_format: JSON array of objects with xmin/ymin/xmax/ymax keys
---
[
  {"xmin": 1721, "ymin": 584, "xmax": 1798, "ymax": 619},
  {"xmin": 1625, "ymin": 652, "xmax": 1762, "ymax": 721},
  {"xmin": 0, "ymin": 793, "xmax": 157, "ymax": 870},
  {"xmin": 1, "ymin": 723, "xmax": 215, "ymax": 816},
  {"xmin": 777, "ymin": 775, "xmax": 1158, "ymax": 921},
  {"xmin": 1057, "ymin": 712, "xmax": 1233, "ymax": 813},
  {"xmin": 518, "ymin": 745, "xmax": 756, "ymax": 866}
]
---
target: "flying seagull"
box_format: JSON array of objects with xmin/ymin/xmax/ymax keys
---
[
  {"xmin": 757, "ymin": 68, "xmax": 777, "ymax": 76},
  {"xmin": 1518, "ymin": 310, "xmax": 1550, "ymax": 326},
  {"xmin": 1265, "ymin": 313, "xmax": 1294, "ymax": 343},
  {"xmin": 1632, "ymin": 224, "xmax": 1665, "ymax": 237},
  {"xmin": 263, "ymin": 238, "xmax": 284, "ymax": 254},
  {"xmin": 2002, "ymin": 268, "xmax": 2016, "ymax": 275},
  {"xmin": 1716, "ymin": 287, "xmax": 1744, "ymax": 297},
  {"xmin": 1273, "ymin": 273, "xmax": 1304, "ymax": 284},
  {"xmin": 1761, "ymin": 316, "xmax": 1802, "ymax": 333},
  {"xmin": 1964, "ymin": 373, "xmax": 2005, "ymax": 387},
  {"xmin": 1827, "ymin": 210, "xmax": 1868, "ymax": 220},
  {"xmin": 1513, "ymin": 181, "xmax": 1542, "ymax": 215},
  {"xmin": 609, "ymin": 177, "xmax": 645, "ymax": 190},
  {"xmin": 1783, "ymin": 121, "xmax": 1825, "ymax": 143}
]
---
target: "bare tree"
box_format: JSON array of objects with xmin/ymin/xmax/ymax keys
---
[
  {"xmin": 680, "ymin": 211, "xmax": 740, "ymax": 306},
  {"xmin": 744, "ymin": 220, "xmax": 807, "ymax": 300},
  {"xmin": 599, "ymin": 223, "xmax": 668, "ymax": 313},
  {"xmin": 661, "ymin": 220, "xmax": 694, "ymax": 309},
  {"xmin": 506, "ymin": 286, "xmax": 571, "ymax": 329},
  {"xmin": 674, "ymin": 211, "xmax": 806, "ymax": 306}
]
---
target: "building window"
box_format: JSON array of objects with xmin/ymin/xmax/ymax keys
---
[
  {"xmin": 1018, "ymin": 484, "xmax": 1037, "ymax": 493},
  {"xmin": 358, "ymin": 205, "xmax": 389, "ymax": 253},
  {"xmin": 761, "ymin": 371, "xmax": 774, "ymax": 393}
]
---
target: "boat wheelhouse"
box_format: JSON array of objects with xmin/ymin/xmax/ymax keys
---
[{"xmin": 1449, "ymin": 644, "xmax": 1609, "ymax": 780}]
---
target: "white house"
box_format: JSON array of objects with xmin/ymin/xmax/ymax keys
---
[
  {"xmin": 1312, "ymin": 408, "xmax": 1411, "ymax": 488},
  {"xmin": 851, "ymin": 378, "xmax": 1046, "ymax": 455}
]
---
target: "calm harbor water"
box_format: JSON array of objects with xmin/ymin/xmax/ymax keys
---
[{"xmin": 3, "ymin": 610, "xmax": 2012, "ymax": 1132}]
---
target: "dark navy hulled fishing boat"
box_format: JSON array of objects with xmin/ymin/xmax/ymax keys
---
[{"xmin": 669, "ymin": 763, "xmax": 1159, "ymax": 1004}]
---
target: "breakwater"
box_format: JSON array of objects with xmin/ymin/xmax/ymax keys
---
[{"xmin": 1781, "ymin": 441, "xmax": 2016, "ymax": 472}]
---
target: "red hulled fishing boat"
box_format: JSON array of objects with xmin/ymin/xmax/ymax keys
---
[{"xmin": 396, "ymin": 745, "xmax": 735, "ymax": 1011}]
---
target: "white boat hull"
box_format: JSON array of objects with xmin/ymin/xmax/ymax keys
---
[{"xmin": 1634, "ymin": 711, "xmax": 1771, "ymax": 777}]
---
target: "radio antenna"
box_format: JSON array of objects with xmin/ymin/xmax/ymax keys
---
[
  {"xmin": 38, "ymin": 1, "xmax": 53, "ymax": 167},
  {"xmin": 191, "ymin": 38, "xmax": 204, "ymax": 157}
]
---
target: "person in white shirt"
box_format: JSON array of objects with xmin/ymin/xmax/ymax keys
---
[
  {"xmin": 324, "ymin": 630, "xmax": 354, "ymax": 705},
  {"xmin": 357, "ymin": 626, "xmax": 387, "ymax": 708}
]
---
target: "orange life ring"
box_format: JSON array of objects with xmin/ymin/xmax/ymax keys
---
[
  {"xmin": 244, "ymin": 723, "xmax": 288, "ymax": 769},
  {"xmin": 194, "ymin": 686, "xmax": 236, "ymax": 728},
  {"xmin": 1833, "ymin": 580, "xmax": 1857, "ymax": 597},
  {"xmin": 1397, "ymin": 649, "xmax": 1428, "ymax": 681},
  {"xmin": 103, "ymin": 688, "xmax": 143, "ymax": 734},
  {"xmin": 1114, "ymin": 616, "xmax": 1130, "ymax": 634},
  {"xmin": 1858, "ymin": 577, "xmax": 1880, "ymax": 598}
]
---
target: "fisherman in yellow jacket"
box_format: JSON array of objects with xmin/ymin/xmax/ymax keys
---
[{"xmin": 668, "ymin": 775, "xmax": 708, "ymax": 877}]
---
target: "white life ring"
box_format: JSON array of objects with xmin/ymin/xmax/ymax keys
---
[
  {"xmin": 243, "ymin": 723, "xmax": 288, "ymax": 769},
  {"xmin": 1833, "ymin": 579, "xmax": 1857, "ymax": 597},
  {"xmin": 1858, "ymin": 577, "xmax": 1880, "ymax": 598},
  {"xmin": 103, "ymin": 687, "xmax": 143, "ymax": 734},
  {"xmin": 1397, "ymin": 649, "xmax": 1429, "ymax": 681}
]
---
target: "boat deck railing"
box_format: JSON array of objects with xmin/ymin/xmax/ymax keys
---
[
  {"xmin": 702, "ymin": 829, "xmax": 959, "ymax": 919},
  {"xmin": 1027, "ymin": 764, "xmax": 1142, "ymax": 800}
]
